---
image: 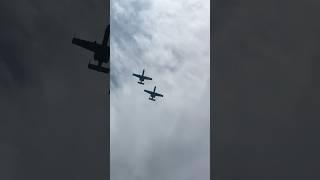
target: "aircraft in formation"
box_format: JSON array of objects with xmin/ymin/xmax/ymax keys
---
[
  {"xmin": 72, "ymin": 26, "xmax": 164, "ymax": 100},
  {"xmin": 132, "ymin": 69, "xmax": 152, "ymax": 84},
  {"xmin": 144, "ymin": 86, "xmax": 164, "ymax": 101},
  {"xmin": 72, "ymin": 25, "xmax": 110, "ymax": 74},
  {"xmin": 132, "ymin": 69, "xmax": 163, "ymax": 101}
]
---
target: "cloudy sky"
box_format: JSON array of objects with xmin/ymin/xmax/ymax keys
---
[
  {"xmin": 214, "ymin": 0, "xmax": 320, "ymax": 179},
  {"xmin": 110, "ymin": 0, "xmax": 210, "ymax": 180},
  {"xmin": 0, "ymin": 0, "xmax": 109, "ymax": 179},
  {"xmin": 2, "ymin": 0, "xmax": 320, "ymax": 179}
]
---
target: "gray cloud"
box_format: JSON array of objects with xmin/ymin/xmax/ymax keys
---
[
  {"xmin": 214, "ymin": 0, "xmax": 320, "ymax": 179},
  {"xmin": 110, "ymin": 0, "xmax": 210, "ymax": 180},
  {"xmin": 0, "ymin": 0, "xmax": 109, "ymax": 179}
]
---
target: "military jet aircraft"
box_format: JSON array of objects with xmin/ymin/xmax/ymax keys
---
[
  {"xmin": 144, "ymin": 86, "xmax": 163, "ymax": 101},
  {"xmin": 132, "ymin": 69, "xmax": 152, "ymax": 84},
  {"xmin": 72, "ymin": 25, "xmax": 110, "ymax": 73}
]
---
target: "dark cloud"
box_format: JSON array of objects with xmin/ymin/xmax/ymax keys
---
[
  {"xmin": 0, "ymin": 0, "xmax": 109, "ymax": 179},
  {"xmin": 214, "ymin": 0, "xmax": 320, "ymax": 179}
]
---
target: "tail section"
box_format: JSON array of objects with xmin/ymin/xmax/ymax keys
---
[{"xmin": 102, "ymin": 25, "xmax": 110, "ymax": 46}]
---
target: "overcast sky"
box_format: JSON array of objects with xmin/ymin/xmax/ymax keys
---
[
  {"xmin": 3, "ymin": 0, "xmax": 320, "ymax": 179},
  {"xmin": 214, "ymin": 0, "xmax": 320, "ymax": 179},
  {"xmin": 110, "ymin": 0, "xmax": 210, "ymax": 180},
  {"xmin": 0, "ymin": 0, "xmax": 109, "ymax": 179}
]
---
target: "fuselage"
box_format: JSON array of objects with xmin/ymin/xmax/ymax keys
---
[
  {"xmin": 150, "ymin": 86, "xmax": 157, "ymax": 98},
  {"xmin": 93, "ymin": 43, "xmax": 109, "ymax": 63}
]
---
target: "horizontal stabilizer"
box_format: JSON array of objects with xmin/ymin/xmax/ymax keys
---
[{"xmin": 88, "ymin": 63, "xmax": 109, "ymax": 74}]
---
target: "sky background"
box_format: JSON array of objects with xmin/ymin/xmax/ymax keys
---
[
  {"xmin": 0, "ymin": 0, "xmax": 109, "ymax": 179},
  {"xmin": 110, "ymin": 0, "xmax": 210, "ymax": 180},
  {"xmin": 2, "ymin": 0, "xmax": 320, "ymax": 180},
  {"xmin": 214, "ymin": 0, "xmax": 320, "ymax": 179}
]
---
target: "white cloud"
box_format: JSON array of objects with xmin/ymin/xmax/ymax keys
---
[{"xmin": 110, "ymin": 0, "xmax": 210, "ymax": 179}]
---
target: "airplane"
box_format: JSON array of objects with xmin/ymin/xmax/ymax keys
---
[
  {"xmin": 132, "ymin": 69, "xmax": 152, "ymax": 85},
  {"xmin": 144, "ymin": 86, "xmax": 164, "ymax": 101},
  {"xmin": 72, "ymin": 25, "xmax": 110, "ymax": 74}
]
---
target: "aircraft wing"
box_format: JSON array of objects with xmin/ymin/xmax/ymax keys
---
[
  {"xmin": 102, "ymin": 25, "xmax": 110, "ymax": 46},
  {"xmin": 72, "ymin": 38, "xmax": 99, "ymax": 52},
  {"xmin": 133, "ymin": 73, "xmax": 142, "ymax": 78},
  {"xmin": 144, "ymin": 90, "xmax": 153, "ymax": 95},
  {"xmin": 154, "ymin": 92, "xmax": 164, "ymax": 97},
  {"xmin": 143, "ymin": 76, "xmax": 152, "ymax": 80}
]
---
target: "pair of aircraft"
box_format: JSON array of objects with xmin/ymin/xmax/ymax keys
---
[
  {"xmin": 133, "ymin": 69, "xmax": 164, "ymax": 101},
  {"xmin": 72, "ymin": 26, "xmax": 163, "ymax": 100}
]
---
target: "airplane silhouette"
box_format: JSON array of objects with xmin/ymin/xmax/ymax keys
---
[
  {"xmin": 144, "ymin": 86, "xmax": 164, "ymax": 101},
  {"xmin": 72, "ymin": 25, "xmax": 110, "ymax": 74},
  {"xmin": 132, "ymin": 69, "xmax": 152, "ymax": 85}
]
